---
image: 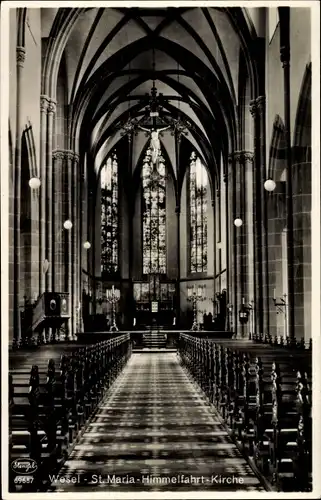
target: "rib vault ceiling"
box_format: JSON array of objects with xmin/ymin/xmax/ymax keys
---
[{"xmin": 42, "ymin": 7, "xmax": 258, "ymax": 175}]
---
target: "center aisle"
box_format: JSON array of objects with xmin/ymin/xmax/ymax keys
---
[{"xmin": 51, "ymin": 353, "xmax": 265, "ymax": 493}]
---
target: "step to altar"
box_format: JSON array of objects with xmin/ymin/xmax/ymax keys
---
[{"xmin": 142, "ymin": 330, "xmax": 167, "ymax": 349}]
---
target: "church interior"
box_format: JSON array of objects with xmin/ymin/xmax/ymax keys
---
[{"xmin": 4, "ymin": 4, "xmax": 316, "ymax": 495}]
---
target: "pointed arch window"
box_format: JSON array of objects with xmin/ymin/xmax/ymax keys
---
[
  {"xmin": 101, "ymin": 152, "xmax": 118, "ymax": 274},
  {"xmin": 142, "ymin": 148, "xmax": 166, "ymax": 275},
  {"xmin": 189, "ymin": 152, "xmax": 208, "ymax": 273}
]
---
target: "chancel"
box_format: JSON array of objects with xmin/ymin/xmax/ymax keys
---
[{"xmin": 4, "ymin": 3, "xmax": 317, "ymax": 496}]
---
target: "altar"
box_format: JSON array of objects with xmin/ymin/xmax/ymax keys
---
[{"xmin": 133, "ymin": 276, "xmax": 176, "ymax": 328}]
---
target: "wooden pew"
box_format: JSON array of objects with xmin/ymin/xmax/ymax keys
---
[
  {"xmin": 9, "ymin": 334, "xmax": 132, "ymax": 492},
  {"xmin": 177, "ymin": 333, "xmax": 312, "ymax": 492}
]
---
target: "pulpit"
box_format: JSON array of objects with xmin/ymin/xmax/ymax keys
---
[{"xmin": 32, "ymin": 292, "xmax": 70, "ymax": 332}]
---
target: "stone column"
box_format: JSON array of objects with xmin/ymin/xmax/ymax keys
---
[
  {"xmin": 243, "ymin": 151, "xmax": 255, "ymax": 336},
  {"xmin": 175, "ymin": 132, "xmax": 182, "ymax": 327},
  {"xmin": 79, "ymin": 163, "xmax": 86, "ymax": 333},
  {"xmin": 212, "ymin": 198, "xmax": 216, "ymax": 299},
  {"xmin": 77, "ymin": 156, "xmax": 83, "ymax": 333},
  {"xmin": 223, "ymin": 172, "xmax": 229, "ymax": 328},
  {"xmin": 215, "ymin": 189, "xmax": 219, "ymax": 294},
  {"xmin": 175, "ymin": 206, "xmax": 181, "ymax": 324},
  {"xmin": 81, "ymin": 156, "xmax": 89, "ymax": 274},
  {"xmin": 52, "ymin": 151, "xmax": 65, "ymax": 293},
  {"xmin": 39, "ymin": 95, "xmax": 49, "ymax": 295},
  {"xmin": 227, "ymin": 155, "xmax": 236, "ymax": 334},
  {"xmin": 280, "ymin": 45, "xmax": 295, "ymax": 339},
  {"xmin": 233, "ymin": 151, "xmax": 255, "ymax": 338},
  {"xmin": 256, "ymin": 95, "xmax": 269, "ymax": 335},
  {"xmin": 66, "ymin": 151, "xmax": 74, "ymax": 340},
  {"xmin": 233, "ymin": 152, "xmax": 245, "ymax": 337},
  {"xmin": 127, "ymin": 137, "xmax": 134, "ymax": 326},
  {"xmin": 250, "ymin": 99, "xmax": 263, "ymax": 336},
  {"xmin": 72, "ymin": 153, "xmax": 80, "ymax": 338},
  {"xmin": 13, "ymin": 46, "xmax": 25, "ymax": 346},
  {"xmin": 47, "ymin": 99, "xmax": 56, "ymax": 292},
  {"xmin": 87, "ymin": 165, "xmax": 96, "ymax": 314}
]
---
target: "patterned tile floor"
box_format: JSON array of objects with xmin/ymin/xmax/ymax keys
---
[{"xmin": 50, "ymin": 353, "xmax": 265, "ymax": 492}]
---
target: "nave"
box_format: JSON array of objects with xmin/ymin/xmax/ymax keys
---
[
  {"xmin": 51, "ymin": 353, "xmax": 264, "ymax": 493},
  {"xmin": 5, "ymin": 5, "xmax": 316, "ymax": 496},
  {"xmin": 9, "ymin": 332, "xmax": 312, "ymax": 495}
]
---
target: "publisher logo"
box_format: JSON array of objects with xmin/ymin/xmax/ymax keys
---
[{"xmin": 11, "ymin": 459, "xmax": 38, "ymax": 475}]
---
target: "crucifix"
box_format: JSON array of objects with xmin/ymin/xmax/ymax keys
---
[
  {"xmin": 119, "ymin": 80, "xmax": 191, "ymax": 154},
  {"xmin": 138, "ymin": 125, "xmax": 171, "ymax": 164}
]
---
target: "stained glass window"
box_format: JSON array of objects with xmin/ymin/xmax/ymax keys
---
[
  {"xmin": 101, "ymin": 152, "xmax": 118, "ymax": 273},
  {"xmin": 142, "ymin": 147, "xmax": 166, "ymax": 274},
  {"xmin": 189, "ymin": 152, "xmax": 208, "ymax": 273}
]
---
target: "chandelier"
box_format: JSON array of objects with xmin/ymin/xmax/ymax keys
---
[
  {"xmin": 119, "ymin": 49, "xmax": 192, "ymax": 141},
  {"xmin": 118, "ymin": 84, "xmax": 191, "ymax": 142}
]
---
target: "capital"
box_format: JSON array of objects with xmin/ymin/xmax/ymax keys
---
[
  {"xmin": 256, "ymin": 95, "xmax": 265, "ymax": 113},
  {"xmin": 47, "ymin": 99, "xmax": 57, "ymax": 115},
  {"xmin": 52, "ymin": 150, "xmax": 65, "ymax": 161},
  {"xmin": 249, "ymin": 99, "xmax": 257, "ymax": 117},
  {"xmin": 229, "ymin": 151, "xmax": 242, "ymax": 163},
  {"xmin": 40, "ymin": 95, "xmax": 49, "ymax": 113},
  {"xmin": 242, "ymin": 151, "xmax": 254, "ymax": 163},
  {"xmin": 16, "ymin": 46, "xmax": 25, "ymax": 66},
  {"xmin": 65, "ymin": 151, "xmax": 75, "ymax": 162},
  {"xmin": 256, "ymin": 95, "xmax": 265, "ymax": 105},
  {"xmin": 229, "ymin": 151, "xmax": 254, "ymax": 165},
  {"xmin": 233, "ymin": 151, "xmax": 243, "ymax": 163},
  {"xmin": 228, "ymin": 154, "xmax": 234, "ymax": 165},
  {"xmin": 237, "ymin": 151, "xmax": 254, "ymax": 165}
]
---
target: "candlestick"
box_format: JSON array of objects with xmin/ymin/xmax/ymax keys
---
[
  {"xmin": 187, "ymin": 284, "xmax": 205, "ymax": 331},
  {"xmin": 105, "ymin": 286, "xmax": 120, "ymax": 332}
]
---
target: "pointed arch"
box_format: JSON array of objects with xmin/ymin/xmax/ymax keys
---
[
  {"xmin": 42, "ymin": 8, "xmax": 86, "ymax": 98},
  {"xmin": 23, "ymin": 121, "xmax": 38, "ymax": 178},
  {"xmin": 132, "ymin": 137, "xmax": 177, "ymax": 211},
  {"xmin": 56, "ymin": 52, "xmax": 69, "ymax": 151},
  {"xmin": 293, "ymin": 63, "xmax": 311, "ymax": 159},
  {"xmin": 141, "ymin": 147, "xmax": 167, "ymax": 275},
  {"xmin": 268, "ymin": 114, "xmax": 286, "ymax": 181},
  {"xmin": 177, "ymin": 136, "xmax": 214, "ymax": 206},
  {"xmin": 187, "ymin": 151, "xmax": 210, "ymax": 274},
  {"xmin": 100, "ymin": 151, "xmax": 119, "ymax": 275}
]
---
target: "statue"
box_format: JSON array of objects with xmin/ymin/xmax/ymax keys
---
[{"xmin": 138, "ymin": 126, "xmax": 171, "ymax": 164}]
